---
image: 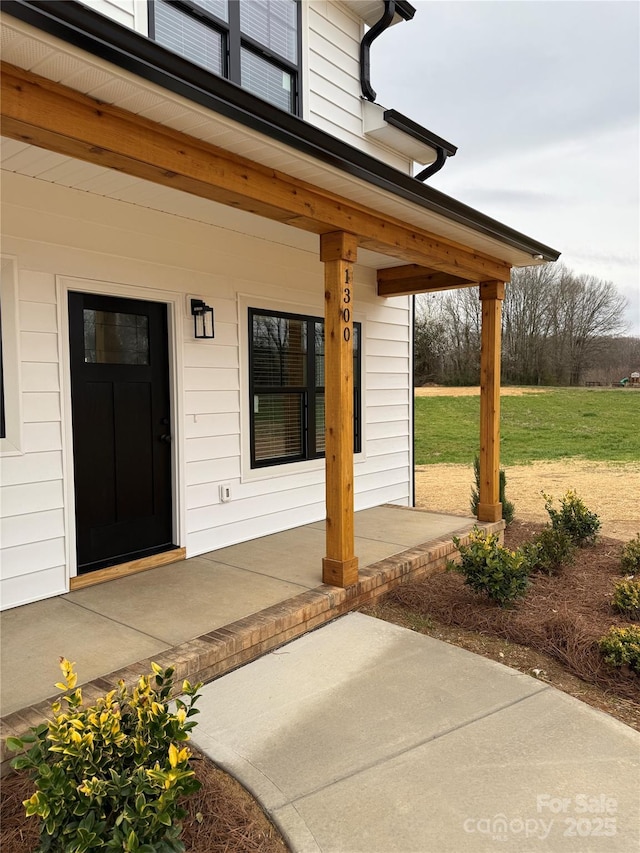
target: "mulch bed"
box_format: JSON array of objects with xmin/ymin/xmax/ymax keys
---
[
  {"xmin": 389, "ymin": 521, "xmax": 639, "ymax": 702},
  {"xmin": 0, "ymin": 746, "xmax": 288, "ymax": 853}
]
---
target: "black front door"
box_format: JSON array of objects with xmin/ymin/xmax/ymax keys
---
[{"xmin": 69, "ymin": 292, "xmax": 174, "ymax": 574}]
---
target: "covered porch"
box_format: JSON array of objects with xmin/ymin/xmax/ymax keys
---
[
  {"xmin": 0, "ymin": 506, "xmax": 503, "ymax": 756},
  {"xmin": 1, "ymin": 49, "xmax": 521, "ymax": 596}
]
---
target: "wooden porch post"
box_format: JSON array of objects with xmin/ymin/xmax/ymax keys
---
[
  {"xmin": 321, "ymin": 231, "xmax": 359, "ymax": 587},
  {"xmin": 478, "ymin": 280, "xmax": 505, "ymax": 522}
]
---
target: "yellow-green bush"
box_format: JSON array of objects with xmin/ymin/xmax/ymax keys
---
[
  {"xmin": 611, "ymin": 578, "xmax": 640, "ymax": 621},
  {"xmin": 543, "ymin": 489, "xmax": 600, "ymax": 547},
  {"xmin": 620, "ymin": 534, "xmax": 640, "ymax": 575},
  {"xmin": 598, "ymin": 626, "xmax": 640, "ymax": 674},
  {"xmin": 521, "ymin": 526, "xmax": 575, "ymax": 576},
  {"xmin": 8, "ymin": 659, "xmax": 202, "ymax": 852},
  {"xmin": 450, "ymin": 527, "xmax": 529, "ymax": 607}
]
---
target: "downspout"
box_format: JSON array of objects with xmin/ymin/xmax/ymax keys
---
[
  {"xmin": 360, "ymin": 3, "xmax": 451, "ymax": 181},
  {"xmin": 360, "ymin": 0, "xmax": 397, "ymax": 102},
  {"xmin": 415, "ymin": 147, "xmax": 448, "ymax": 182}
]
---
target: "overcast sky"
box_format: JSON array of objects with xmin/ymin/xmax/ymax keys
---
[{"xmin": 371, "ymin": 0, "xmax": 640, "ymax": 334}]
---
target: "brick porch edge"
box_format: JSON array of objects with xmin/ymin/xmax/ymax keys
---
[{"xmin": 1, "ymin": 518, "xmax": 504, "ymax": 769}]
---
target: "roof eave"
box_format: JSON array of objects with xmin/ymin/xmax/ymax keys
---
[{"xmin": 1, "ymin": 0, "xmax": 560, "ymax": 265}]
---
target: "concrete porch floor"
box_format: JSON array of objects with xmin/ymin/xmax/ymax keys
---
[{"xmin": 0, "ymin": 506, "xmax": 492, "ymax": 752}]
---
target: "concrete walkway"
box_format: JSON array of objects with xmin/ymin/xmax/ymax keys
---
[{"xmin": 192, "ymin": 613, "xmax": 640, "ymax": 853}]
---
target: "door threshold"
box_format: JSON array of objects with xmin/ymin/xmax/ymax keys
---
[{"xmin": 69, "ymin": 548, "xmax": 186, "ymax": 591}]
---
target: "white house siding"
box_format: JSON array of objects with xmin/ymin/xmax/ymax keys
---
[
  {"xmin": 305, "ymin": 2, "xmax": 412, "ymax": 171},
  {"xmin": 79, "ymin": 0, "xmax": 147, "ymax": 34},
  {"xmin": 0, "ymin": 170, "xmax": 411, "ymax": 609},
  {"xmin": 0, "ymin": 262, "xmax": 67, "ymax": 610}
]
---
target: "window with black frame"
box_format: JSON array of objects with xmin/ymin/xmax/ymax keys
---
[
  {"xmin": 249, "ymin": 308, "xmax": 361, "ymax": 468},
  {"xmin": 150, "ymin": 0, "xmax": 301, "ymax": 114}
]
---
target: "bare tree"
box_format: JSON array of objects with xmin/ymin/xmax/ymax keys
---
[
  {"xmin": 502, "ymin": 265, "xmax": 556, "ymax": 384},
  {"xmin": 547, "ymin": 270, "xmax": 627, "ymax": 384},
  {"xmin": 413, "ymin": 265, "xmax": 628, "ymax": 387},
  {"xmin": 414, "ymin": 297, "xmax": 447, "ymax": 385},
  {"xmin": 438, "ymin": 288, "xmax": 481, "ymax": 384}
]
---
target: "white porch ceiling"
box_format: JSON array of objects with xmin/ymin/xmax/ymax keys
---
[{"xmin": 0, "ymin": 135, "xmax": 400, "ymax": 271}]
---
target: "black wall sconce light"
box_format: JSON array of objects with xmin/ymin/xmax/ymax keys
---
[{"xmin": 190, "ymin": 298, "xmax": 215, "ymax": 339}]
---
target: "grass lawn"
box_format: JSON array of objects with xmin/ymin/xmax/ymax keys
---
[{"xmin": 414, "ymin": 388, "xmax": 640, "ymax": 465}]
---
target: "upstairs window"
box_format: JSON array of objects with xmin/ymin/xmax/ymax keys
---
[
  {"xmin": 150, "ymin": 1, "xmax": 301, "ymax": 114},
  {"xmin": 249, "ymin": 308, "xmax": 361, "ymax": 468}
]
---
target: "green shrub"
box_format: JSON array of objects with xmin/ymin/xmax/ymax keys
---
[
  {"xmin": 620, "ymin": 534, "xmax": 640, "ymax": 575},
  {"xmin": 612, "ymin": 578, "xmax": 640, "ymax": 621},
  {"xmin": 470, "ymin": 456, "xmax": 515, "ymax": 525},
  {"xmin": 521, "ymin": 526, "xmax": 576, "ymax": 575},
  {"xmin": 450, "ymin": 527, "xmax": 529, "ymax": 607},
  {"xmin": 8, "ymin": 658, "xmax": 202, "ymax": 853},
  {"xmin": 543, "ymin": 489, "xmax": 600, "ymax": 547},
  {"xmin": 598, "ymin": 626, "xmax": 640, "ymax": 674}
]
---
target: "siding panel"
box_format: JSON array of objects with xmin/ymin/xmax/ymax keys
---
[
  {"xmin": 183, "ymin": 344, "xmax": 238, "ymax": 369},
  {"xmin": 19, "ymin": 271, "xmax": 57, "ymax": 303},
  {"xmin": 367, "ymin": 405, "xmax": 409, "ymax": 423},
  {"xmin": 367, "ymin": 419, "xmax": 410, "ymax": 440},
  {"xmin": 184, "ymin": 413, "xmax": 241, "ymax": 438},
  {"xmin": 367, "ymin": 356, "xmax": 410, "ymax": 375},
  {"xmin": 188, "ymin": 501, "xmax": 326, "ymax": 555},
  {"xmin": 22, "ymin": 392, "xmax": 61, "ymax": 423},
  {"xmin": 367, "ymin": 372, "xmax": 411, "ymax": 390},
  {"xmin": 21, "ymin": 332, "xmax": 59, "ymax": 362},
  {"xmin": 183, "ymin": 367, "xmax": 239, "ymax": 392},
  {"xmin": 1, "ymin": 480, "xmax": 65, "ymax": 516},
  {"xmin": 367, "ymin": 389, "xmax": 410, "ymax": 407},
  {"xmin": 19, "ymin": 302, "xmax": 58, "ymax": 333},
  {"xmin": 21, "ymin": 362, "xmax": 60, "ymax": 392},
  {"xmin": 0, "ymin": 451, "xmax": 63, "ymax": 486},
  {"xmin": 185, "ymin": 434, "xmax": 240, "ymax": 463},
  {"xmin": 23, "ymin": 421, "xmax": 62, "ymax": 453},
  {"xmin": 186, "ymin": 457, "xmax": 241, "ymax": 486},
  {"xmin": 187, "ymin": 480, "xmax": 326, "ymax": 533},
  {"xmin": 366, "ymin": 338, "xmax": 410, "ymax": 358},
  {"xmin": 1, "ymin": 508, "xmax": 65, "ymax": 548},
  {"xmin": 1, "ymin": 537, "xmax": 66, "ymax": 579},
  {"xmin": 184, "ymin": 390, "xmax": 239, "ymax": 416},
  {"xmin": 0, "ymin": 566, "xmax": 67, "ymax": 610},
  {"xmin": 355, "ymin": 484, "xmax": 410, "ymax": 511}
]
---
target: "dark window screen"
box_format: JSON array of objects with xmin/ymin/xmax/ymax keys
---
[
  {"xmin": 240, "ymin": 0, "xmax": 298, "ymax": 63},
  {"xmin": 150, "ymin": 0, "xmax": 300, "ymax": 113},
  {"xmin": 154, "ymin": 1, "xmax": 224, "ymax": 75},
  {"xmin": 249, "ymin": 308, "xmax": 361, "ymax": 467}
]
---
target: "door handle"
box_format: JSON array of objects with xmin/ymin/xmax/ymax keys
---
[{"xmin": 159, "ymin": 434, "xmax": 172, "ymax": 443}]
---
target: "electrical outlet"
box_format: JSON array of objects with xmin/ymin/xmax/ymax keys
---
[{"xmin": 219, "ymin": 483, "xmax": 232, "ymax": 503}]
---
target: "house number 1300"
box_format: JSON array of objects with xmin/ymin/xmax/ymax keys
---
[{"xmin": 343, "ymin": 285, "xmax": 351, "ymax": 341}]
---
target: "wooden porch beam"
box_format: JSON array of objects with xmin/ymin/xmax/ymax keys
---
[
  {"xmin": 377, "ymin": 264, "xmax": 475, "ymax": 296},
  {"xmin": 1, "ymin": 62, "xmax": 511, "ymax": 283},
  {"xmin": 478, "ymin": 280, "xmax": 506, "ymax": 523},
  {"xmin": 321, "ymin": 232, "xmax": 359, "ymax": 588}
]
